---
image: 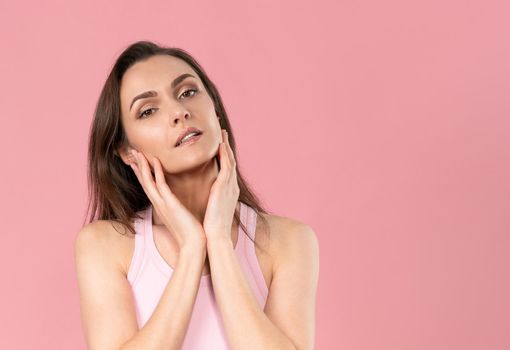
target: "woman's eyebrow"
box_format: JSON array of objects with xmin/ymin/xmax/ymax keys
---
[{"xmin": 129, "ymin": 73, "xmax": 197, "ymax": 111}]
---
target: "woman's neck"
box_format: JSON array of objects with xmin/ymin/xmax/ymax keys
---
[{"xmin": 152, "ymin": 156, "xmax": 219, "ymax": 226}]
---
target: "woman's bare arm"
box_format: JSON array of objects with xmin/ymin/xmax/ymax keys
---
[{"xmin": 75, "ymin": 221, "xmax": 206, "ymax": 350}]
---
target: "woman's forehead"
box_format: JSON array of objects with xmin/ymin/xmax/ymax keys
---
[
  {"xmin": 122, "ymin": 55, "xmax": 196, "ymax": 89},
  {"xmin": 120, "ymin": 55, "xmax": 200, "ymax": 110}
]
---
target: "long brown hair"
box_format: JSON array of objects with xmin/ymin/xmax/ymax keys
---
[{"xmin": 83, "ymin": 40, "xmax": 271, "ymax": 250}]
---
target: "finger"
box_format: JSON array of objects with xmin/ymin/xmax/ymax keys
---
[
  {"xmin": 223, "ymin": 131, "xmax": 239, "ymax": 191},
  {"xmin": 130, "ymin": 162, "xmax": 154, "ymax": 200},
  {"xmin": 218, "ymin": 139, "xmax": 230, "ymax": 179},
  {"xmin": 222, "ymin": 130, "xmax": 236, "ymax": 173},
  {"xmin": 152, "ymin": 156, "xmax": 176, "ymax": 201},
  {"xmin": 223, "ymin": 130, "xmax": 236, "ymax": 166},
  {"xmin": 129, "ymin": 160, "xmax": 145, "ymax": 189},
  {"xmin": 220, "ymin": 131, "xmax": 235, "ymax": 180},
  {"xmin": 129, "ymin": 162, "xmax": 142, "ymax": 184},
  {"xmin": 135, "ymin": 151, "xmax": 162, "ymax": 202}
]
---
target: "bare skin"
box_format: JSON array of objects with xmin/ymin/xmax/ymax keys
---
[
  {"xmin": 116, "ymin": 54, "xmax": 239, "ymax": 276},
  {"xmin": 113, "ymin": 207, "xmax": 274, "ymax": 288},
  {"xmin": 117, "ymin": 55, "xmax": 223, "ymax": 238},
  {"xmin": 76, "ymin": 54, "xmax": 318, "ymax": 350}
]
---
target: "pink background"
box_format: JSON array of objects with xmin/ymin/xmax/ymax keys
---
[{"xmin": 1, "ymin": 0, "xmax": 509, "ymax": 349}]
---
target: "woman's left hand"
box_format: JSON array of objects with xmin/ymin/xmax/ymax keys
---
[{"xmin": 203, "ymin": 129, "xmax": 240, "ymax": 242}]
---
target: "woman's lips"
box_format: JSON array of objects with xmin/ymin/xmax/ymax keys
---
[
  {"xmin": 176, "ymin": 133, "xmax": 202, "ymax": 147},
  {"xmin": 175, "ymin": 127, "xmax": 203, "ymax": 146}
]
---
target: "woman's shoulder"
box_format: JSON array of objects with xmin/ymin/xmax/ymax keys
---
[
  {"xmin": 75, "ymin": 219, "xmax": 135, "ymax": 275},
  {"xmin": 259, "ymin": 212, "xmax": 316, "ymax": 240},
  {"xmin": 76, "ymin": 219, "xmax": 136, "ymax": 244},
  {"xmin": 258, "ymin": 212, "xmax": 318, "ymax": 263}
]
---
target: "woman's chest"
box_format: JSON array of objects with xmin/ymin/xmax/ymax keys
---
[{"xmin": 119, "ymin": 220, "xmax": 274, "ymax": 291}]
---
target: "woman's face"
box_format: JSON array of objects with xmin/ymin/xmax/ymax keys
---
[{"xmin": 118, "ymin": 54, "xmax": 221, "ymax": 173}]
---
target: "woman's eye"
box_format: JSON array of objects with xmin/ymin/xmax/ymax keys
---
[
  {"xmin": 180, "ymin": 88, "xmax": 197, "ymax": 99},
  {"xmin": 137, "ymin": 89, "xmax": 197, "ymax": 118},
  {"xmin": 138, "ymin": 107, "xmax": 157, "ymax": 119}
]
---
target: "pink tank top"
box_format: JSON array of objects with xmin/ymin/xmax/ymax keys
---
[{"xmin": 127, "ymin": 201, "xmax": 269, "ymax": 349}]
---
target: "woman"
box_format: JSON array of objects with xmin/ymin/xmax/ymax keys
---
[{"xmin": 75, "ymin": 40, "xmax": 319, "ymax": 350}]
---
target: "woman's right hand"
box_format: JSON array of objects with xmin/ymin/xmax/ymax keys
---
[{"xmin": 128, "ymin": 149, "xmax": 207, "ymax": 251}]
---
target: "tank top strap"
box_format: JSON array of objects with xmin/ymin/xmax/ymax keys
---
[
  {"xmin": 237, "ymin": 201, "xmax": 254, "ymax": 250},
  {"xmin": 127, "ymin": 207, "xmax": 149, "ymax": 285},
  {"xmin": 242, "ymin": 201, "xmax": 256, "ymax": 239},
  {"xmin": 238, "ymin": 202, "xmax": 269, "ymax": 300}
]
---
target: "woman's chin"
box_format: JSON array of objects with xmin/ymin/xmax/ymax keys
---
[{"xmin": 164, "ymin": 153, "xmax": 217, "ymax": 174}]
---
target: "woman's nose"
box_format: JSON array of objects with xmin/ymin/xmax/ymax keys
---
[{"xmin": 172, "ymin": 111, "xmax": 191, "ymax": 125}]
